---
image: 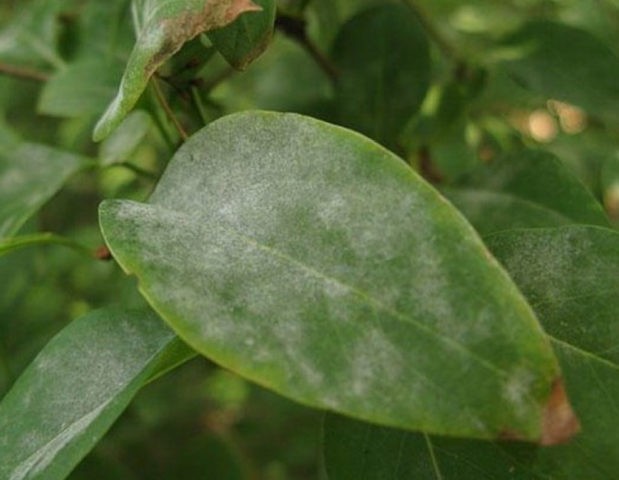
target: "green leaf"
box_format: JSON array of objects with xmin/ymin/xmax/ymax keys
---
[
  {"xmin": 99, "ymin": 110, "xmax": 153, "ymax": 167},
  {"xmin": 0, "ymin": 233, "xmax": 92, "ymax": 258},
  {"xmin": 0, "ymin": 308, "xmax": 194, "ymax": 480},
  {"xmin": 331, "ymin": 4, "xmax": 430, "ymax": 147},
  {"xmin": 0, "ymin": 0, "xmax": 70, "ymax": 68},
  {"xmin": 443, "ymin": 150, "xmax": 608, "ymax": 235},
  {"xmin": 92, "ymin": 0, "xmax": 262, "ymax": 141},
  {"xmin": 324, "ymin": 225, "xmax": 619, "ymax": 479},
  {"xmin": 0, "ymin": 143, "xmax": 90, "ymax": 239},
  {"xmin": 208, "ymin": 0, "xmax": 276, "ymax": 70},
  {"xmin": 99, "ymin": 111, "xmax": 570, "ymax": 442},
  {"xmin": 498, "ymin": 21, "xmax": 619, "ymax": 123},
  {"xmin": 38, "ymin": 60, "xmax": 125, "ymax": 118}
]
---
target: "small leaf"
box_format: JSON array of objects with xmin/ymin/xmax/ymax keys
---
[
  {"xmin": 93, "ymin": 0, "xmax": 261, "ymax": 141},
  {"xmin": 498, "ymin": 21, "xmax": 619, "ymax": 123},
  {"xmin": 38, "ymin": 60, "xmax": 124, "ymax": 118},
  {"xmin": 443, "ymin": 150, "xmax": 608, "ymax": 235},
  {"xmin": 331, "ymin": 4, "xmax": 430, "ymax": 147},
  {"xmin": 99, "ymin": 110, "xmax": 153, "ymax": 167},
  {"xmin": 208, "ymin": 0, "xmax": 276, "ymax": 70},
  {"xmin": 100, "ymin": 111, "xmax": 567, "ymax": 441},
  {"xmin": 0, "ymin": 143, "xmax": 90, "ymax": 239},
  {"xmin": 324, "ymin": 225, "xmax": 619, "ymax": 479},
  {"xmin": 0, "ymin": 308, "xmax": 194, "ymax": 480}
]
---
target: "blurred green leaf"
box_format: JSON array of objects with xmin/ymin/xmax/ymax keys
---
[
  {"xmin": 211, "ymin": 34, "xmax": 332, "ymax": 116},
  {"xmin": 100, "ymin": 111, "xmax": 565, "ymax": 442},
  {"xmin": 0, "ymin": 0, "xmax": 72, "ymax": 68},
  {"xmin": 0, "ymin": 143, "xmax": 91, "ymax": 239},
  {"xmin": 331, "ymin": 4, "xmax": 430, "ymax": 147},
  {"xmin": 0, "ymin": 307, "xmax": 194, "ymax": 480},
  {"xmin": 0, "ymin": 233, "xmax": 92, "ymax": 258},
  {"xmin": 99, "ymin": 110, "xmax": 153, "ymax": 167},
  {"xmin": 38, "ymin": 60, "xmax": 124, "ymax": 118},
  {"xmin": 208, "ymin": 0, "xmax": 276, "ymax": 70},
  {"xmin": 443, "ymin": 150, "xmax": 608, "ymax": 234},
  {"xmin": 324, "ymin": 225, "xmax": 619, "ymax": 480},
  {"xmin": 498, "ymin": 21, "xmax": 619, "ymax": 123},
  {"xmin": 92, "ymin": 0, "xmax": 262, "ymax": 141}
]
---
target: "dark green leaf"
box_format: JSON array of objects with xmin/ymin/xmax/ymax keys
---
[
  {"xmin": 99, "ymin": 111, "xmax": 568, "ymax": 442},
  {"xmin": 0, "ymin": 143, "xmax": 90, "ymax": 239},
  {"xmin": 324, "ymin": 225, "xmax": 619, "ymax": 479},
  {"xmin": 208, "ymin": 0, "xmax": 276, "ymax": 70},
  {"xmin": 0, "ymin": 308, "xmax": 194, "ymax": 480},
  {"xmin": 331, "ymin": 4, "xmax": 430, "ymax": 147},
  {"xmin": 443, "ymin": 150, "xmax": 608, "ymax": 235},
  {"xmin": 92, "ymin": 0, "xmax": 262, "ymax": 141},
  {"xmin": 498, "ymin": 21, "xmax": 619, "ymax": 123}
]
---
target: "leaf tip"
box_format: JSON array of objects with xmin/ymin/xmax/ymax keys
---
[{"xmin": 539, "ymin": 378, "xmax": 580, "ymax": 446}]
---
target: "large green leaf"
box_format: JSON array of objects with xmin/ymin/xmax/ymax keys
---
[
  {"xmin": 99, "ymin": 111, "xmax": 572, "ymax": 442},
  {"xmin": 0, "ymin": 308, "xmax": 194, "ymax": 480},
  {"xmin": 331, "ymin": 4, "xmax": 430, "ymax": 147},
  {"xmin": 208, "ymin": 0, "xmax": 276, "ymax": 70},
  {"xmin": 92, "ymin": 0, "xmax": 262, "ymax": 141},
  {"xmin": 498, "ymin": 21, "xmax": 619, "ymax": 123},
  {"xmin": 0, "ymin": 143, "xmax": 90, "ymax": 239},
  {"xmin": 324, "ymin": 225, "xmax": 619, "ymax": 479},
  {"xmin": 443, "ymin": 150, "xmax": 608, "ymax": 235}
]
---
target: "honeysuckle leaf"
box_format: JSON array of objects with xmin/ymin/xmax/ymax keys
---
[
  {"xmin": 331, "ymin": 4, "xmax": 430, "ymax": 147},
  {"xmin": 99, "ymin": 110, "xmax": 153, "ymax": 166},
  {"xmin": 443, "ymin": 150, "xmax": 608, "ymax": 235},
  {"xmin": 0, "ymin": 143, "xmax": 91, "ymax": 239},
  {"xmin": 0, "ymin": 308, "xmax": 194, "ymax": 480},
  {"xmin": 38, "ymin": 60, "xmax": 125, "ymax": 118},
  {"xmin": 99, "ymin": 111, "xmax": 573, "ymax": 443},
  {"xmin": 498, "ymin": 21, "xmax": 619, "ymax": 123},
  {"xmin": 324, "ymin": 225, "xmax": 619, "ymax": 480},
  {"xmin": 93, "ymin": 0, "xmax": 261, "ymax": 141},
  {"xmin": 208, "ymin": 0, "xmax": 276, "ymax": 70}
]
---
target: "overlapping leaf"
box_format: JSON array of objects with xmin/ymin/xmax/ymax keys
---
[
  {"xmin": 93, "ymin": 0, "xmax": 261, "ymax": 141},
  {"xmin": 443, "ymin": 150, "xmax": 608, "ymax": 235},
  {"xmin": 331, "ymin": 4, "xmax": 430, "ymax": 147},
  {"xmin": 100, "ymin": 111, "xmax": 571, "ymax": 442},
  {"xmin": 208, "ymin": 0, "xmax": 276, "ymax": 70},
  {"xmin": 99, "ymin": 110, "xmax": 153, "ymax": 167},
  {"xmin": 38, "ymin": 60, "xmax": 125, "ymax": 118},
  {"xmin": 498, "ymin": 21, "xmax": 619, "ymax": 123},
  {"xmin": 0, "ymin": 143, "xmax": 90, "ymax": 239},
  {"xmin": 324, "ymin": 225, "xmax": 619, "ymax": 479},
  {"xmin": 0, "ymin": 308, "xmax": 193, "ymax": 480}
]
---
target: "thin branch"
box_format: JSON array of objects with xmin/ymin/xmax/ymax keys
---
[
  {"xmin": 275, "ymin": 14, "xmax": 339, "ymax": 84},
  {"xmin": 151, "ymin": 77, "xmax": 189, "ymax": 142},
  {"xmin": 0, "ymin": 61, "xmax": 50, "ymax": 82}
]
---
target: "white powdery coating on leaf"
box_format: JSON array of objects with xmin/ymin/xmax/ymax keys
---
[
  {"xmin": 349, "ymin": 328, "xmax": 404, "ymax": 401},
  {"xmin": 9, "ymin": 403, "xmax": 108, "ymax": 480},
  {"xmin": 502, "ymin": 366, "xmax": 537, "ymax": 421}
]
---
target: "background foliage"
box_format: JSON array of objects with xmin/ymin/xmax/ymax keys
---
[{"xmin": 1, "ymin": 0, "xmax": 619, "ymax": 478}]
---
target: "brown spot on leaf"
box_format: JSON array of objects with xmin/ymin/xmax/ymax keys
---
[
  {"xmin": 539, "ymin": 378, "xmax": 580, "ymax": 446},
  {"xmin": 146, "ymin": 0, "xmax": 262, "ymax": 73}
]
